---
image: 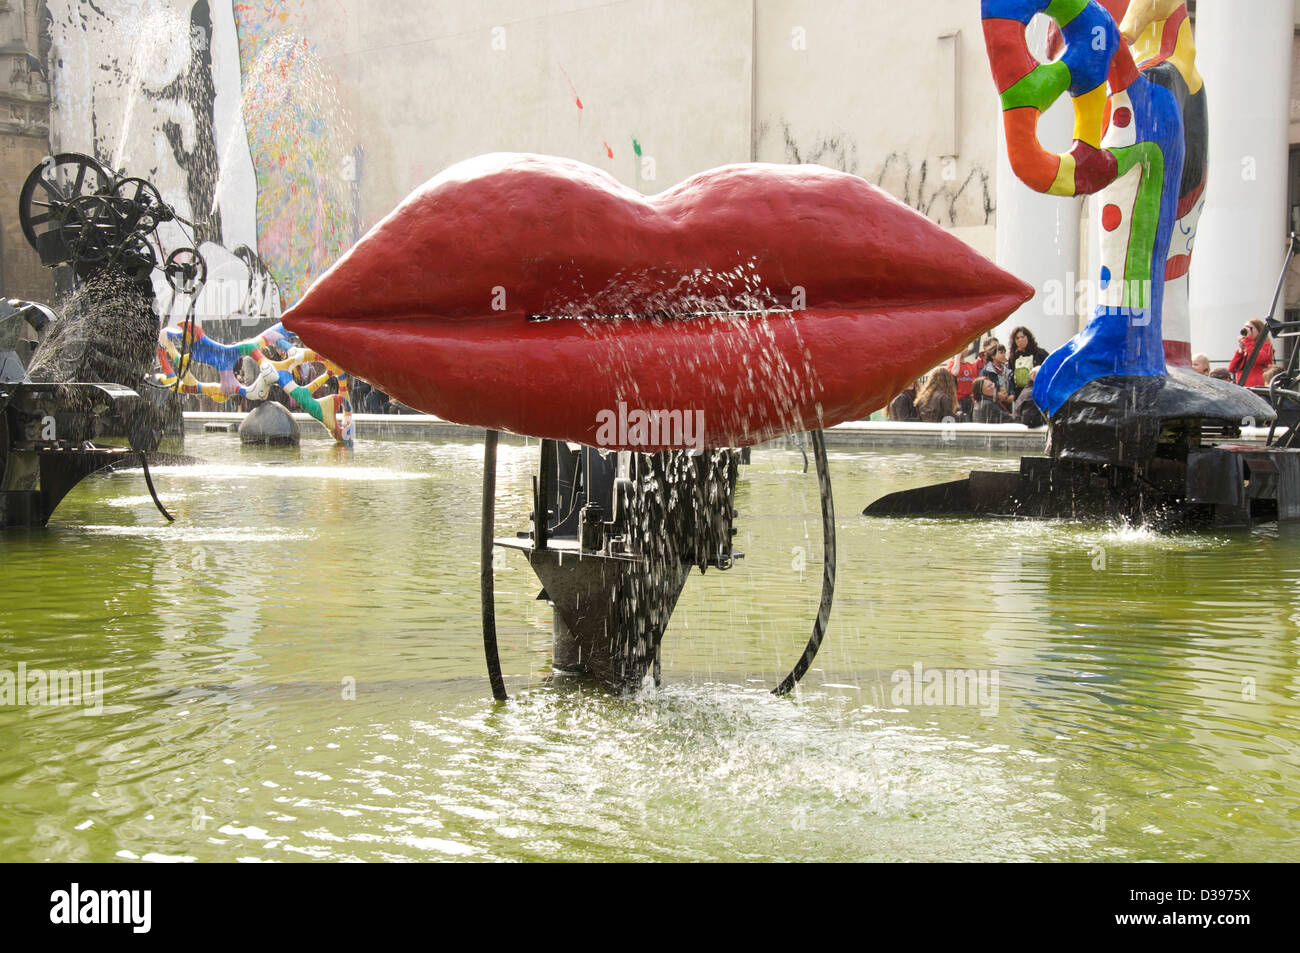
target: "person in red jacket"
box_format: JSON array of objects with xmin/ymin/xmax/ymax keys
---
[
  {"xmin": 948, "ymin": 343, "xmax": 983, "ymax": 417},
  {"xmin": 1228, "ymin": 319, "xmax": 1275, "ymax": 387}
]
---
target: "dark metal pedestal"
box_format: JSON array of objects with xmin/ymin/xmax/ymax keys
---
[
  {"xmin": 865, "ymin": 371, "xmax": 1291, "ymax": 529},
  {"xmin": 496, "ymin": 440, "xmax": 741, "ymax": 694},
  {"xmin": 1, "ymin": 380, "xmax": 176, "ymax": 528}
]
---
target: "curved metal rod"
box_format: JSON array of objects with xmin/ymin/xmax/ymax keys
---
[
  {"xmin": 773, "ymin": 428, "xmax": 835, "ymax": 696},
  {"xmin": 481, "ymin": 429, "xmax": 508, "ymax": 701},
  {"xmin": 138, "ymin": 451, "xmax": 174, "ymax": 523}
]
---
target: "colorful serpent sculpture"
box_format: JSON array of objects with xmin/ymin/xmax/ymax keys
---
[
  {"xmin": 982, "ymin": 0, "xmax": 1205, "ymax": 416},
  {"xmin": 157, "ymin": 320, "xmax": 354, "ymax": 445}
]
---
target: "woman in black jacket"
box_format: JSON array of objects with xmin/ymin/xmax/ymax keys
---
[
  {"xmin": 1008, "ymin": 326, "xmax": 1049, "ymax": 399},
  {"xmin": 887, "ymin": 376, "xmax": 925, "ymax": 421}
]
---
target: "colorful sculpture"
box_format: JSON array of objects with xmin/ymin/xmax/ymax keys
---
[
  {"xmin": 283, "ymin": 153, "xmax": 1033, "ymax": 450},
  {"xmin": 157, "ymin": 321, "xmax": 354, "ymax": 445},
  {"xmin": 982, "ymin": 0, "xmax": 1204, "ymax": 416}
]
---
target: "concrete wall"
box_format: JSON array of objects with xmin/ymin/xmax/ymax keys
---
[
  {"xmin": 323, "ymin": 0, "xmax": 755, "ymax": 232},
  {"xmin": 28, "ymin": 0, "xmax": 1298, "ymax": 368},
  {"xmin": 42, "ymin": 0, "xmax": 760, "ymax": 308},
  {"xmin": 40, "ymin": 0, "xmax": 994, "ymax": 312},
  {"xmin": 753, "ymin": 0, "xmax": 998, "ymax": 259}
]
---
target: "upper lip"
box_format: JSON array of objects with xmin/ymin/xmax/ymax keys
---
[
  {"xmin": 288, "ymin": 153, "xmax": 1028, "ymax": 322},
  {"xmin": 284, "ymin": 153, "xmax": 1033, "ymax": 447}
]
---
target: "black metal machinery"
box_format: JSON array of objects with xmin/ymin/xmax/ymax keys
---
[
  {"xmin": 19, "ymin": 152, "xmax": 205, "ymax": 290},
  {"xmin": 1, "ymin": 153, "xmax": 199, "ymax": 528},
  {"xmin": 866, "ymin": 237, "xmax": 1300, "ymax": 528},
  {"xmin": 480, "ymin": 433, "xmax": 836, "ymax": 696},
  {"xmin": 865, "ymin": 368, "xmax": 1294, "ymax": 527},
  {"xmin": 0, "ymin": 378, "xmax": 159, "ymax": 528}
]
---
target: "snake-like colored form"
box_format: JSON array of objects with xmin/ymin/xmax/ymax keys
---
[
  {"xmin": 982, "ymin": 0, "xmax": 1203, "ymax": 415},
  {"xmin": 157, "ymin": 321, "xmax": 354, "ymax": 444}
]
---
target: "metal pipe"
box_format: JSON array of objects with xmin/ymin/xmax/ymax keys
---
[
  {"xmin": 481, "ymin": 429, "xmax": 507, "ymax": 701},
  {"xmin": 773, "ymin": 428, "xmax": 835, "ymax": 696}
]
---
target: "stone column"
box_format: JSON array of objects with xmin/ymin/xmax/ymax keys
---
[{"xmin": 1190, "ymin": 0, "xmax": 1294, "ymax": 363}]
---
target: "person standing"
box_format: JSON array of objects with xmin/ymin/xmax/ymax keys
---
[
  {"xmin": 948, "ymin": 343, "xmax": 983, "ymax": 417},
  {"xmin": 1008, "ymin": 326, "xmax": 1049, "ymax": 400},
  {"xmin": 1228, "ymin": 319, "xmax": 1275, "ymax": 388},
  {"xmin": 982, "ymin": 345, "xmax": 1013, "ymax": 411}
]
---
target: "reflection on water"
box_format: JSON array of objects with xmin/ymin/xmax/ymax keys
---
[{"xmin": 0, "ymin": 434, "xmax": 1297, "ymax": 861}]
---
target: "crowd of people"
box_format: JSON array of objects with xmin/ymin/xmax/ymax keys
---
[
  {"xmin": 887, "ymin": 326, "xmax": 1050, "ymax": 427},
  {"xmin": 887, "ymin": 320, "xmax": 1286, "ymax": 428}
]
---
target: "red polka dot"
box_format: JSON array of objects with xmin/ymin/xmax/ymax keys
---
[
  {"xmin": 1113, "ymin": 107, "xmax": 1132, "ymax": 128},
  {"xmin": 1102, "ymin": 204, "xmax": 1123, "ymax": 231}
]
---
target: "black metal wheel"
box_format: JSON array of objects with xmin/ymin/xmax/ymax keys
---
[
  {"xmin": 18, "ymin": 153, "xmax": 113, "ymax": 251},
  {"xmin": 164, "ymin": 247, "xmax": 207, "ymax": 295},
  {"xmin": 112, "ymin": 176, "xmax": 173, "ymax": 232},
  {"xmin": 59, "ymin": 194, "xmax": 128, "ymax": 265},
  {"xmin": 111, "ymin": 232, "xmax": 159, "ymax": 276}
]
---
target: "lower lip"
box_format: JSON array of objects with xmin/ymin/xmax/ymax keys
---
[{"xmin": 289, "ymin": 294, "xmax": 1028, "ymax": 450}]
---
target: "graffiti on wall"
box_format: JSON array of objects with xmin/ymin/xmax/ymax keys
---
[
  {"xmin": 760, "ymin": 119, "xmax": 995, "ymax": 229},
  {"xmin": 231, "ymin": 1, "xmax": 358, "ymax": 305},
  {"xmin": 875, "ymin": 152, "xmax": 994, "ymax": 228},
  {"xmin": 46, "ymin": 0, "xmax": 235, "ymax": 248}
]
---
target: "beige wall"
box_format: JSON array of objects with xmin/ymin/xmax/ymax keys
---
[
  {"xmin": 322, "ymin": 0, "xmax": 1001, "ymax": 245},
  {"xmin": 314, "ymin": 0, "xmax": 755, "ymax": 232},
  {"xmin": 268, "ymin": 0, "xmax": 999, "ymax": 243},
  {"xmin": 753, "ymin": 0, "xmax": 999, "ymax": 258}
]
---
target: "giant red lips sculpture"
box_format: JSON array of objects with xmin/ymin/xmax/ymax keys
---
[{"xmin": 284, "ymin": 153, "xmax": 1033, "ymax": 450}]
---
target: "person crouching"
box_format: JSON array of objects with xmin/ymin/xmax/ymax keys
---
[{"xmin": 971, "ymin": 376, "xmax": 1013, "ymax": 424}]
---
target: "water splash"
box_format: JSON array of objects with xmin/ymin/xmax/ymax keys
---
[
  {"xmin": 109, "ymin": 6, "xmax": 191, "ymax": 174},
  {"xmin": 541, "ymin": 258, "xmax": 825, "ymax": 446}
]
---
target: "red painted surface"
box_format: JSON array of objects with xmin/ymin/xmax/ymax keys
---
[
  {"xmin": 1102, "ymin": 204, "xmax": 1123, "ymax": 231},
  {"xmin": 1166, "ymin": 254, "xmax": 1191, "ymax": 281},
  {"xmin": 1163, "ymin": 339, "xmax": 1192, "ymax": 367},
  {"xmin": 1069, "ymin": 141, "xmax": 1120, "ymax": 194},
  {"xmin": 1137, "ymin": 5, "xmax": 1186, "ymax": 69},
  {"xmin": 1176, "ymin": 173, "xmax": 1206, "ymax": 219},
  {"xmin": 983, "ymin": 18, "xmax": 1037, "ymax": 93},
  {"xmin": 284, "ymin": 154, "xmax": 1033, "ymax": 449}
]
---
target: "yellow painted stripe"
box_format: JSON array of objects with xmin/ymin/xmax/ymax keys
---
[
  {"xmin": 1048, "ymin": 152, "xmax": 1078, "ymax": 196},
  {"xmin": 1072, "ymin": 83, "xmax": 1108, "ymax": 149},
  {"xmin": 1170, "ymin": 19, "xmax": 1203, "ymax": 95}
]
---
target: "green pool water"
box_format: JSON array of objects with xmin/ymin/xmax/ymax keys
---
[{"xmin": 1, "ymin": 433, "xmax": 1297, "ymax": 862}]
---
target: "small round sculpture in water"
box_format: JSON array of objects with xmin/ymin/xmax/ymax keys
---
[{"xmin": 238, "ymin": 400, "xmax": 300, "ymax": 447}]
